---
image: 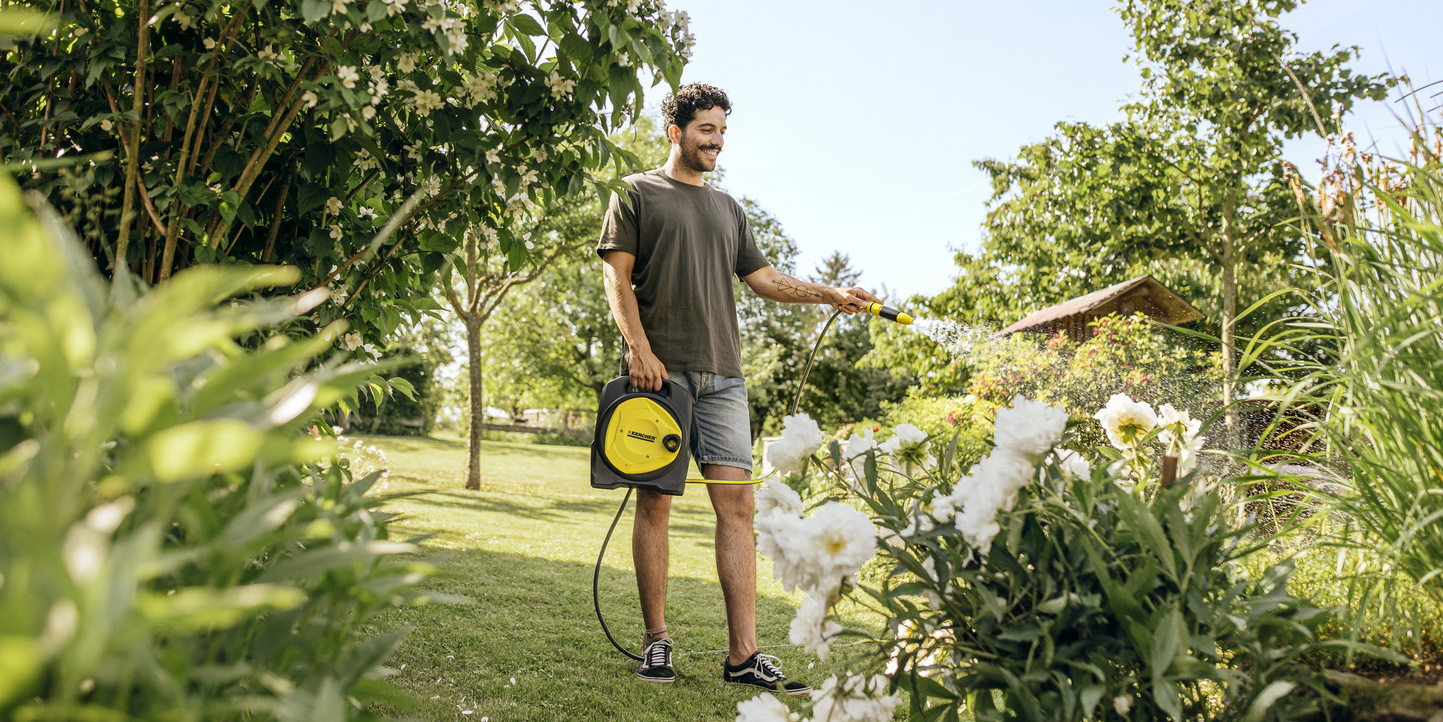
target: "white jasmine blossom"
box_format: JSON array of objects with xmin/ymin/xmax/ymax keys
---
[
  {"xmin": 411, "ymin": 88, "xmax": 443, "ymax": 116},
  {"xmin": 544, "ymin": 71, "xmax": 576, "ymax": 100},
  {"xmin": 337, "ymin": 65, "xmax": 360, "ymax": 89},
  {"xmin": 341, "ymin": 332, "xmax": 363, "ymax": 351},
  {"xmin": 329, "ymin": 225, "xmax": 343, "ymax": 240},
  {"xmin": 419, "ymin": 176, "xmax": 442, "ymax": 197},
  {"xmin": 325, "ymin": 197, "xmax": 342, "ymax": 215},
  {"xmin": 1113, "ymin": 694, "xmax": 1133, "ymax": 715},
  {"xmin": 384, "ymin": 0, "xmax": 407, "ymax": 17},
  {"xmin": 485, "ymin": 148, "xmax": 501, "ymax": 165},
  {"xmin": 203, "ymin": 37, "xmax": 216, "ymax": 50},
  {"xmin": 100, "ymin": 119, "xmax": 113, "ymax": 131},
  {"xmin": 764, "ymin": 413, "xmax": 825, "ymax": 477},
  {"xmin": 301, "ymin": 90, "xmax": 318, "ymax": 108}
]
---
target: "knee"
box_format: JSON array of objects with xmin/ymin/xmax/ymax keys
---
[
  {"xmin": 713, "ymin": 489, "xmax": 754, "ymax": 526},
  {"xmin": 636, "ymin": 490, "xmax": 672, "ymax": 523}
]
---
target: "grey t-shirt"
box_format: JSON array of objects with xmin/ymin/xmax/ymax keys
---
[{"xmin": 597, "ymin": 170, "xmax": 771, "ymax": 378}]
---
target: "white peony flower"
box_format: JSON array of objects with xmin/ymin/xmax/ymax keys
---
[
  {"xmin": 994, "ymin": 395, "xmax": 1069, "ymax": 462},
  {"xmin": 947, "ymin": 437, "xmax": 1042, "ymax": 554},
  {"xmin": 809, "ymin": 673, "xmax": 901, "ymax": 722},
  {"xmin": 735, "ymin": 693, "xmax": 798, "ymax": 722},
  {"xmin": 755, "ymin": 501, "xmax": 876, "ymax": 598},
  {"xmin": 842, "ymin": 429, "xmax": 878, "ymax": 483},
  {"xmin": 879, "ymin": 423, "xmax": 935, "ymax": 475},
  {"xmin": 765, "ymin": 413, "xmax": 825, "ymax": 477},
  {"xmin": 1093, "ymin": 393, "xmax": 1157, "ymax": 451},
  {"xmin": 788, "ymin": 592, "xmax": 841, "ymax": 659},
  {"xmin": 755, "ymin": 480, "xmax": 803, "ymax": 520},
  {"xmin": 1157, "ymin": 403, "xmax": 1206, "ymax": 474},
  {"xmin": 1054, "ymin": 448, "xmax": 1091, "ymax": 479}
]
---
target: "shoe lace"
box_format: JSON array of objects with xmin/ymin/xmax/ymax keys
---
[
  {"xmin": 753, "ymin": 653, "xmax": 785, "ymax": 679},
  {"xmin": 646, "ymin": 639, "xmax": 671, "ymax": 668}
]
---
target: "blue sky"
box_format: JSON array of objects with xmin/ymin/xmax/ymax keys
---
[{"xmin": 652, "ymin": 0, "xmax": 1443, "ymax": 302}]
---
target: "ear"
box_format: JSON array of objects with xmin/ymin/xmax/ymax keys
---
[{"xmin": 667, "ymin": 124, "xmax": 681, "ymax": 144}]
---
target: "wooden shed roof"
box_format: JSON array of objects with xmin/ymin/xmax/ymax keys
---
[{"xmin": 995, "ymin": 275, "xmax": 1204, "ymax": 338}]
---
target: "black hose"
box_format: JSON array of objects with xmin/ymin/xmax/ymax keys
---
[
  {"xmin": 594, "ymin": 486, "xmax": 643, "ymax": 661},
  {"xmin": 594, "ymin": 308, "xmax": 843, "ymax": 662},
  {"xmin": 790, "ymin": 308, "xmax": 844, "ymax": 417}
]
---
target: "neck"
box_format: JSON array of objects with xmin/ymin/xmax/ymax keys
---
[{"xmin": 662, "ymin": 151, "xmax": 706, "ymax": 186}]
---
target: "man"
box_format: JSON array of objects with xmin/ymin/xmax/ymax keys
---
[{"xmin": 597, "ymin": 83, "xmax": 881, "ymax": 694}]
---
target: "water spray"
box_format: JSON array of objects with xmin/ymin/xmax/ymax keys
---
[{"xmin": 591, "ymin": 300, "xmax": 917, "ymax": 662}]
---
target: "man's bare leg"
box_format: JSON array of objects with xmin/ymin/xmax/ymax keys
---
[
  {"xmin": 633, "ymin": 488, "xmax": 672, "ymax": 647},
  {"xmin": 704, "ymin": 464, "xmax": 758, "ymax": 666}
]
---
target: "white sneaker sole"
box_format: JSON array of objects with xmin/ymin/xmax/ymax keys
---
[{"xmin": 637, "ymin": 673, "xmax": 675, "ymax": 684}]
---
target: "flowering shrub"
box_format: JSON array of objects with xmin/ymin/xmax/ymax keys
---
[
  {"xmin": 5, "ymin": 0, "xmax": 692, "ymax": 347},
  {"xmin": 743, "ymin": 397, "xmax": 1386, "ymax": 721}
]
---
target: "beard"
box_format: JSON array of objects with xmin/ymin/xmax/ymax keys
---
[{"xmin": 677, "ymin": 132, "xmax": 719, "ymax": 173}]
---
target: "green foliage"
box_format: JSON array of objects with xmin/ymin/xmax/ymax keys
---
[
  {"xmin": 744, "ymin": 249, "xmax": 911, "ymax": 436},
  {"xmin": 1257, "ymin": 124, "xmax": 1443, "ymax": 610},
  {"xmin": 880, "ymin": 0, "xmax": 1394, "ymax": 404},
  {"xmin": 0, "ymin": 174, "xmax": 435, "ymax": 719},
  {"xmin": 970, "ymin": 315, "xmax": 1219, "ymax": 445},
  {"xmin": 878, "ymin": 389, "xmax": 992, "ymax": 470},
  {"xmin": 4, "ymin": 0, "xmax": 691, "ymax": 347},
  {"xmin": 787, "ymin": 414, "xmax": 1396, "ymax": 721},
  {"xmin": 357, "ymin": 357, "xmax": 434, "ymax": 436}
]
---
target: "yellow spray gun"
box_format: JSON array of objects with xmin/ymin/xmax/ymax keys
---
[{"xmin": 864, "ymin": 302, "xmax": 914, "ymax": 325}]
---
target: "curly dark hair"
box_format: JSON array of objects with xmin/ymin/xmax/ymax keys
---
[{"xmin": 660, "ymin": 83, "xmax": 731, "ymax": 133}]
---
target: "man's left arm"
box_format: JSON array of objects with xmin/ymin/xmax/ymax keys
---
[{"xmin": 741, "ymin": 265, "xmax": 881, "ymax": 315}]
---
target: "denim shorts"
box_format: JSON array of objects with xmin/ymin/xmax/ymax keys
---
[{"xmin": 667, "ymin": 372, "xmax": 753, "ymax": 474}]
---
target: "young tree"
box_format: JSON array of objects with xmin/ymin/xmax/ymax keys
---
[
  {"xmin": 439, "ymin": 196, "xmax": 595, "ymax": 489},
  {"xmin": 961, "ymin": 0, "xmax": 1391, "ymax": 445}
]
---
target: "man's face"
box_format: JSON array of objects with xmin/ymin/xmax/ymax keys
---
[{"xmin": 673, "ymin": 106, "xmax": 726, "ymax": 174}]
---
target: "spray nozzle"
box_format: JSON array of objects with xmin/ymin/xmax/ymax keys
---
[{"xmin": 864, "ymin": 302, "xmax": 914, "ymax": 325}]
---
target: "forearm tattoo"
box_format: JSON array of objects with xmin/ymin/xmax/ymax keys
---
[{"xmin": 772, "ymin": 275, "xmax": 824, "ymax": 301}]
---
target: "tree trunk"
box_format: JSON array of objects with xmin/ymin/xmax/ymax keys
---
[
  {"xmin": 465, "ymin": 315, "xmax": 484, "ymax": 491},
  {"xmin": 1220, "ymin": 219, "xmax": 1239, "ymax": 454}
]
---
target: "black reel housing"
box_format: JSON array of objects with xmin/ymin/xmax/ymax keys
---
[{"xmin": 591, "ymin": 376, "xmax": 693, "ymax": 496}]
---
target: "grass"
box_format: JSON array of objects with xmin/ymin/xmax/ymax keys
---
[{"xmin": 361, "ymin": 434, "xmax": 873, "ymax": 721}]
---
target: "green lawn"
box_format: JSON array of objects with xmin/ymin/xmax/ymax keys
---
[{"xmin": 363, "ymin": 434, "xmax": 870, "ymax": 721}]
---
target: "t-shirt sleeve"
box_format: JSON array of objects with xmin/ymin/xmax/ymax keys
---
[
  {"xmin": 734, "ymin": 210, "xmax": 770, "ymax": 278},
  {"xmin": 596, "ymin": 186, "xmax": 640, "ymax": 258}
]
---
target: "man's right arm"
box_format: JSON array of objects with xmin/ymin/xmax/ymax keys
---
[{"xmin": 600, "ymin": 250, "xmax": 668, "ymax": 391}]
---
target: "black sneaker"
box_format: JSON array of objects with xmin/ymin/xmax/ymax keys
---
[
  {"xmin": 722, "ymin": 652, "xmax": 811, "ymax": 696},
  {"xmin": 637, "ymin": 638, "xmax": 675, "ymax": 684}
]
